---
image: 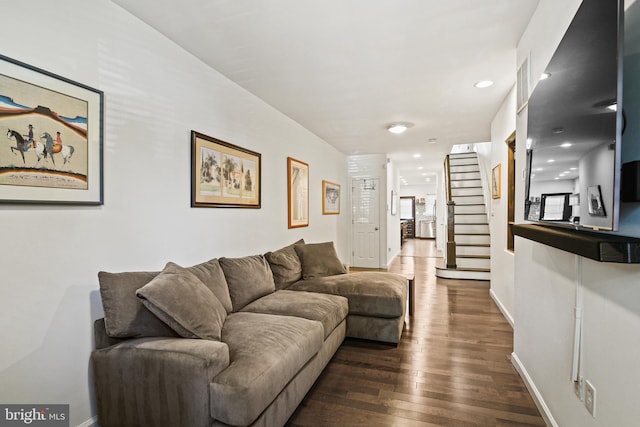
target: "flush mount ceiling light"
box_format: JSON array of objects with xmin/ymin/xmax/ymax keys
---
[
  {"xmin": 387, "ymin": 122, "xmax": 413, "ymax": 134},
  {"xmin": 474, "ymin": 80, "xmax": 494, "ymax": 88}
]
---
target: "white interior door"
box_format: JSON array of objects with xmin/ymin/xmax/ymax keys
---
[{"xmin": 351, "ymin": 178, "xmax": 380, "ymax": 268}]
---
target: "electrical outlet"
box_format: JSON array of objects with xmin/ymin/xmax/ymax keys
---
[
  {"xmin": 585, "ymin": 380, "xmax": 596, "ymax": 417},
  {"xmin": 574, "ymin": 376, "xmax": 584, "ymax": 400}
]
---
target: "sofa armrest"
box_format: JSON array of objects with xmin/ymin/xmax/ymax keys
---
[{"xmin": 92, "ymin": 337, "xmax": 229, "ymax": 427}]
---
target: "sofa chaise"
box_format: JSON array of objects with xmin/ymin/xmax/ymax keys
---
[{"xmin": 91, "ymin": 240, "xmax": 408, "ymax": 427}]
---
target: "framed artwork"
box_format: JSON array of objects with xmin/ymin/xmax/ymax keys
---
[
  {"xmin": 322, "ymin": 180, "xmax": 340, "ymax": 214},
  {"xmin": 0, "ymin": 54, "xmax": 104, "ymax": 204},
  {"xmin": 191, "ymin": 131, "xmax": 261, "ymax": 208},
  {"xmin": 587, "ymin": 185, "xmax": 606, "ymax": 217},
  {"xmin": 287, "ymin": 157, "xmax": 308, "ymax": 228},
  {"xmin": 492, "ymin": 163, "xmax": 502, "ymax": 199},
  {"xmin": 391, "ymin": 190, "xmax": 397, "ymax": 215}
]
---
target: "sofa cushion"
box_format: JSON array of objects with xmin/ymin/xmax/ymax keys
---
[
  {"xmin": 210, "ymin": 312, "xmax": 323, "ymax": 426},
  {"xmin": 136, "ymin": 262, "xmax": 227, "ymax": 341},
  {"xmin": 98, "ymin": 270, "xmax": 178, "ymax": 338},
  {"xmin": 219, "ymin": 255, "xmax": 276, "ymax": 312},
  {"xmin": 264, "ymin": 239, "xmax": 304, "ymax": 289},
  {"xmin": 288, "ymin": 271, "xmax": 407, "ymax": 318},
  {"xmin": 294, "ymin": 241, "xmax": 346, "ymax": 279},
  {"xmin": 240, "ymin": 290, "xmax": 348, "ymax": 339},
  {"xmin": 183, "ymin": 258, "xmax": 233, "ymax": 313}
]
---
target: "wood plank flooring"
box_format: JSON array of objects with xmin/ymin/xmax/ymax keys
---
[{"xmin": 287, "ymin": 239, "xmax": 544, "ymax": 427}]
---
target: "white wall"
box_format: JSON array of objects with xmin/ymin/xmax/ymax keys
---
[
  {"xmin": 511, "ymin": 0, "xmax": 640, "ymax": 425},
  {"xmin": 387, "ymin": 160, "xmax": 401, "ymax": 264},
  {"xmin": 488, "ymin": 87, "xmax": 516, "ymax": 326},
  {"xmin": 0, "ymin": 1, "xmax": 347, "ymax": 425}
]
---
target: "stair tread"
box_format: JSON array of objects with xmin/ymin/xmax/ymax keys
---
[
  {"xmin": 457, "ymin": 254, "xmax": 490, "ymax": 259},
  {"xmin": 457, "ymin": 244, "xmax": 490, "ymax": 247},
  {"xmin": 436, "ymin": 266, "xmax": 491, "ymax": 273}
]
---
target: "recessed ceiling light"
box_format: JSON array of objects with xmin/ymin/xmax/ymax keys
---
[
  {"xmin": 570, "ymin": 167, "xmax": 577, "ymax": 171},
  {"xmin": 413, "ymin": 153, "xmax": 421, "ymax": 158},
  {"xmin": 427, "ymin": 138, "xmax": 437, "ymax": 144},
  {"xmin": 418, "ymin": 166, "xmax": 424, "ymax": 170},
  {"xmin": 474, "ymin": 80, "xmax": 494, "ymax": 88},
  {"xmin": 535, "ymin": 168, "xmax": 544, "ymax": 171},
  {"xmin": 540, "ymin": 72, "xmax": 551, "ymax": 80},
  {"xmin": 387, "ymin": 122, "xmax": 413, "ymax": 134},
  {"xmin": 560, "ymin": 142, "xmax": 572, "ymax": 148},
  {"xmin": 607, "ymin": 103, "xmax": 617, "ymax": 112},
  {"xmin": 547, "ymin": 159, "xmax": 555, "ymax": 163}
]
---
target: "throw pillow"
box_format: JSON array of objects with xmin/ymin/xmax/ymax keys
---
[
  {"xmin": 98, "ymin": 270, "xmax": 178, "ymax": 338},
  {"xmin": 295, "ymin": 241, "xmax": 347, "ymax": 279},
  {"xmin": 136, "ymin": 262, "xmax": 227, "ymax": 341},
  {"xmin": 184, "ymin": 258, "xmax": 233, "ymax": 313},
  {"xmin": 219, "ymin": 255, "xmax": 276, "ymax": 311},
  {"xmin": 264, "ymin": 239, "xmax": 305, "ymax": 289}
]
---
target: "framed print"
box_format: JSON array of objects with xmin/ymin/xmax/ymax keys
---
[
  {"xmin": 191, "ymin": 131, "xmax": 261, "ymax": 208},
  {"xmin": 492, "ymin": 163, "xmax": 502, "ymax": 199},
  {"xmin": 587, "ymin": 185, "xmax": 606, "ymax": 217},
  {"xmin": 391, "ymin": 190, "xmax": 397, "ymax": 215},
  {"xmin": 0, "ymin": 54, "xmax": 103, "ymax": 204},
  {"xmin": 322, "ymin": 180, "xmax": 340, "ymax": 214},
  {"xmin": 287, "ymin": 157, "xmax": 308, "ymax": 228}
]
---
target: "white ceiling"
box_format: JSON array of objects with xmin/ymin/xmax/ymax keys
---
[{"xmin": 112, "ymin": 0, "xmax": 539, "ymax": 186}]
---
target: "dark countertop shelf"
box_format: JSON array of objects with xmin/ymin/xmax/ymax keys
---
[{"xmin": 513, "ymin": 223, "xmax": 640, "ymax": 263}]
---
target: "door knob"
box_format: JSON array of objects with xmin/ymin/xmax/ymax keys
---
[{"xmin": 374, "ymin": 227, "xmax": 379, "ymax": 231}]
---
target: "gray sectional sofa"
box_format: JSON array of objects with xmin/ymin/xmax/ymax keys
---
[{"xmin": 91, "ymin": 240, "xmax": 408, "ymax": 427}]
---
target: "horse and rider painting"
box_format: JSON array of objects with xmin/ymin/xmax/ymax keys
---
[{"xmin": 0, "ymin": 72, "xmax": 89, "ymax": 190}]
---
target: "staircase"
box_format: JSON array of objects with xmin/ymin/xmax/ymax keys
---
[{"xmin": 436, "ymin": 152, "xmax": 490, "ymax": 280}]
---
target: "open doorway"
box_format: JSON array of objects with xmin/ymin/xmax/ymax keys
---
[{"xmin": 400, "ymin": 196, "xmax": 415, "ymax": 239}]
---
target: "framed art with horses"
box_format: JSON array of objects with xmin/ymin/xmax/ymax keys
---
[{"xmin": 0, "ymin": 54, "xmax": 103, "ymax": 204}]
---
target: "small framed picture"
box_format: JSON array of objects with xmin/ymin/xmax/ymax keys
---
[
  {"xmin": 287, "ymin": 157, "xmax": 309, "ymax": 228},
  {"xmin": 322, "ymin": 180, "xmax": 340, "ymax": 214},
  {"xmin": 492, "ymin": 164, "xmax": 502, "ymax": 199}
]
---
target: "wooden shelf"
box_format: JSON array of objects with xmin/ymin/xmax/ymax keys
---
[{"xmin": 513, "ymin": 223, "xmax": 640, "ymax": 263}]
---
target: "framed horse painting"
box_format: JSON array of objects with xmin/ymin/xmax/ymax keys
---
[{"xmin": 0, "ymin": 55, "xmax": 103, "ymax": 204}]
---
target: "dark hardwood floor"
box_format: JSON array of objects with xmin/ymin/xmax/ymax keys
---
[{"xmin": 287, "ymin": 239, "xmax": 545, "ymax": 427}]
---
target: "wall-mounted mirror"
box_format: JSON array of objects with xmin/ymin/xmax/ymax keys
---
[{"xmin": 524, "ymin": 0, "xmax": 623, "ymax": 231}]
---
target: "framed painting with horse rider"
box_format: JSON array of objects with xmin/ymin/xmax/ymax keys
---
[{"xmin": 0, "ymin": 54, "xmax": 103, "ymax": 204}]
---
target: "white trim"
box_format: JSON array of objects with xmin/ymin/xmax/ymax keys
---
[
  {"xmin": 490, "ymin": 289, "xmax": 514, "ymax": 327},
  {"xmin": 511, "ymin": 352, "xmax": 557, "ymax": 427},
  {"xmin": 77, "ymin": 415, "xmax": 98, "ymax": 427}
]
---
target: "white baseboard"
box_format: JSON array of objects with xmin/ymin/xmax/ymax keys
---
[
  {"xmin": 77, "ymin": 415, "xmax": 98, "ymax": 427},
  {"xmin": 489, "ymin": 289, "xmax": 514, "ymax": 327},
  {"xmin": 511, "ymin": 352, "xmax": 557, "ymax": 427}
]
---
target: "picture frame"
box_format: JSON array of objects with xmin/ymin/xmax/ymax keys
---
[
  {"xmin": 391, "ymin": 190, "xmax": 397, "ymax": 215},
  {"xmin": 492, "ymin": 163, "xmax": 502, "ymax": 199},
  {"xmin": 587, "ymin": 185, "xmax": 606, "ymax": 217},
  {"xmin": 287, "ymin": 157, "xmax": 309, "ymax": 228},
  {"xmin": 191, "ymin": 131, "xmax": 261, "ymax": 208},
  {"xmin": 0, "ymin": 54, "xmax": 104, "ymax": 205},
  {"xmin": 322, "ymin": 180, "xmax": 340, "ymax": 214}
]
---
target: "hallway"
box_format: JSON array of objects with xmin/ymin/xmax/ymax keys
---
[{"xmin": 287, "ymin": 239, "xmax": 544, "ymax": 426}]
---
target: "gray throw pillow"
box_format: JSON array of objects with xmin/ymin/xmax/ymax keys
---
[
  {"xmin": 184, "ymin": 258, "xmax": 233, "ymax": 313},
  {"xmin": 136, "ymin": 262, "xmax": 227, "ymax": 341},
  {"xmin": 295, "ymin": 242, "xmax": 347, "ymax": 279},
  {"xmin": 219, "ymin": 255, "xmax": 276, "ymax": 311},
  {"xmin": 264, "ymin": 239, "xmax": 305, "ymax": 289},
  {"xmin": 98, "ymin": 270, "xmax": 179, "ymax": 338}
]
